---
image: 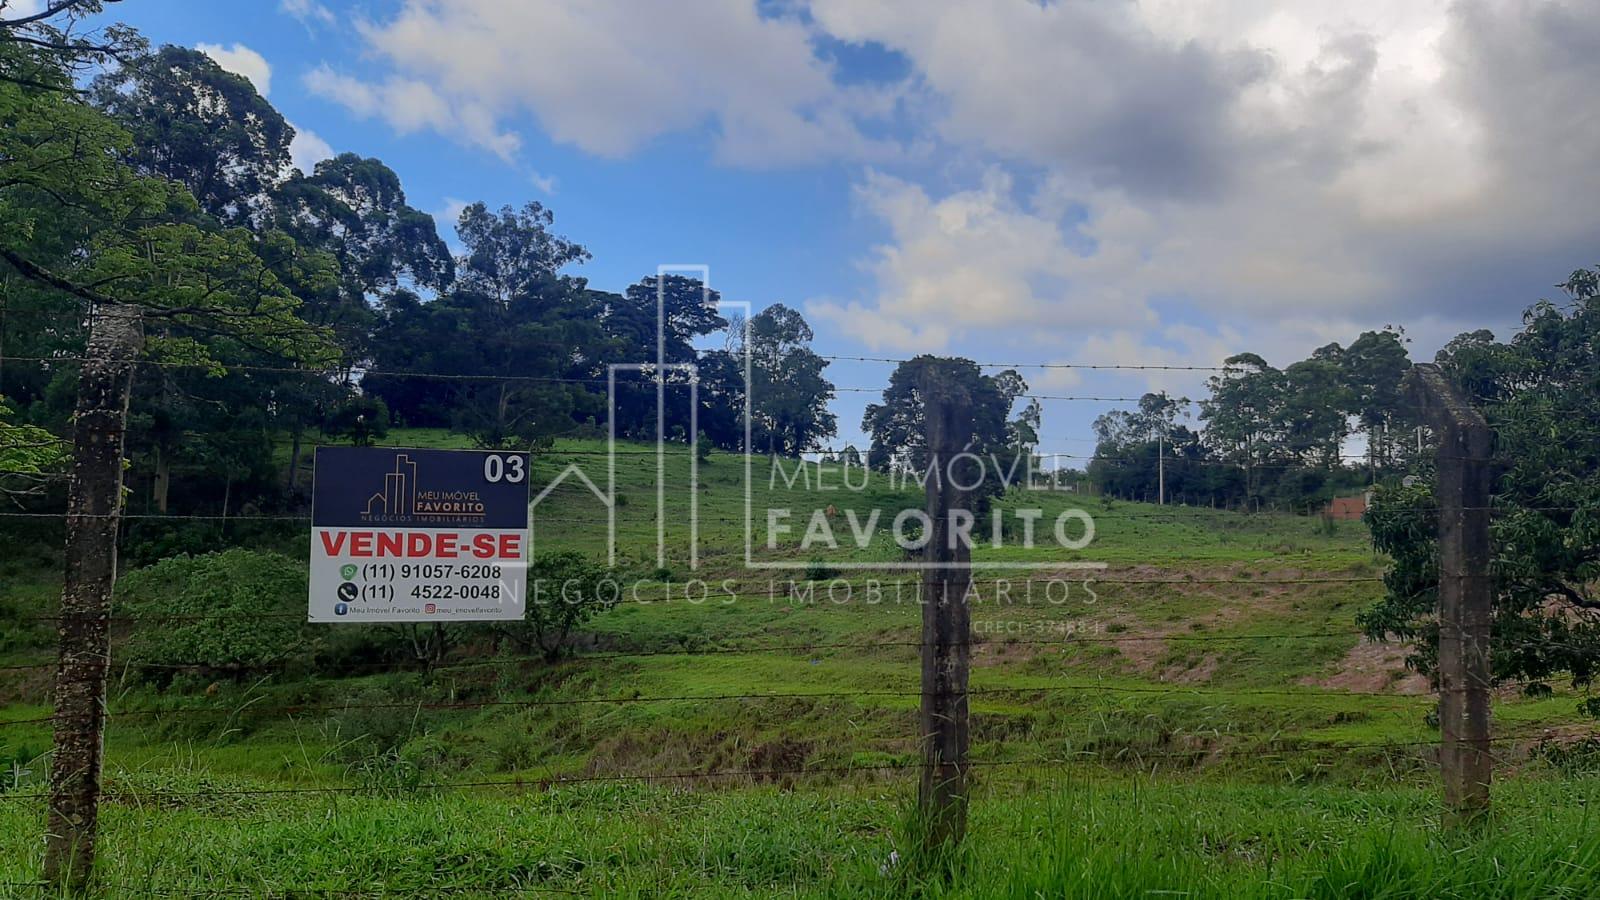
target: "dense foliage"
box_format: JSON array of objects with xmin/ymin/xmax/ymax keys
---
[
  {"xmin": 1087, "ymin": 330, "xmax": 1415, "ymax": 509},
  {"xmin": 497, "ymin": 552, "xmax": 621, "ymax": 661},
  {"xmin": 1363, "ymin": 268, "xmax": 1600, "ymax": 696},
  {"xmin": 0, "ymin": 25, "xmax": 839, "ymax": 532},
  {"xmin": 117, "ymin": 550, "xmax": 308, "ymax": 672}
]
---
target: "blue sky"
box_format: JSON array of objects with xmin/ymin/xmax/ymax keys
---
[{"xmin": 91, "ymin": 0, "xmax": 1598, "ymax": 453}]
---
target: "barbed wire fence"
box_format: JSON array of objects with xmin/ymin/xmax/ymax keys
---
[{"xmin": 0, "ymin": 335, "xmax": 1584, "ymax": 894}]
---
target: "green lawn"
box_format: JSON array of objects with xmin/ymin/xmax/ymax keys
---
[{"xmin": 6, "ymin": 776, "xmax": 1600, "ymax": 897}]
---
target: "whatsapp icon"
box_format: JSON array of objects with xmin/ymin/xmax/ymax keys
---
[{"xmin": 340, "ymin": 564, "xmax": 358, "ymax": 580}]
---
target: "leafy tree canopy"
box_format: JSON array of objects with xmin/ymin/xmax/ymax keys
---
[
  {"xmin": 90, "ymin": 44, "xmax": 292, "ymax": 227},
  {"xmin": 1363, "ymin": 266, "xmax": 1600, "ymax": 698}
]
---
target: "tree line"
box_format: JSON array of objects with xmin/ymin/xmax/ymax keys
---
[
  {"xmin": 0, "ymin": 19, "xmax": 838, "ymax": 534},
  {"xmin": 1087, "ymin": 329, "xmax": 1417, "ymax": 510}
]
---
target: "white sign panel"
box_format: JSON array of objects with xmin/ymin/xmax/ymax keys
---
[{"xmin": 309, "ymin": 448, "xmax": 530, "ymax": 622}]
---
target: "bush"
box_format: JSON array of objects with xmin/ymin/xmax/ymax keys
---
[
  {"xmin": 323, "ymin": 685, "xmax": 430, "ymax": 761},
  {"xmin": 498, "ymin": 553, "xmax": 620, "ymax": 661},
  {"xmin": 804, "ymin": 558, "xmax": 838, "ymax": 581},
  {"xmin": 119, "ymin": 519, "xmax": 305, "ymax": 568},
  {"xmin": 322, "ymin": 395, "xmax": 390, "ymax": 447},
  {"xmin": 117, "ymin": 549, "xmax": 309, "ymax": 675},
  {"xmin": 0, "ymin": 742, "xmax": 43, "ymax": 794}
]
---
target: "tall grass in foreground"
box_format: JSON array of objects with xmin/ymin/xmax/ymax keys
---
[{"xmin": 3, "ymin": 773, "xmax": 1599, "ymax": 897}]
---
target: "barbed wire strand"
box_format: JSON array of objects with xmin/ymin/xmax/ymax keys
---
[
  {"xmin": 0, "ymin": 631, "xmax": 1374, "ymax": 674},
  {"xmin": 0, "ymin": 677, "xmax": 1541, "ymax": 732},
  {"xmin": 0, "ymin": 726, "xmax": 1583, "ymax": 808}
]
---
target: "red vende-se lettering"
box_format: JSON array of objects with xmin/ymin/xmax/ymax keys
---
[{"xmin": 320, "ymin": 530, "xmax": 521, "ymax": 559}]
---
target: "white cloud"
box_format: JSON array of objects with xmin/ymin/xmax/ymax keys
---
[
  {"xmin": 280, "ymin": 0, "xmax": 335, "ymax": 28},
  {"xmin": 528, "ymin": 171, "xmax": 557, "ymax": 195},
  {"xmin": 287, "ymin": 122, "xmax": 334, "ymax": 174},
  {"xmin": 810, "ymin": 0, "xmax": 1600, "ymax": 362},
  {"xmin": 196, "ymin": 42, "xmax": 272, "ymax": 96},
  {"xmin": 437, "ymin": 197, "xmax": 469, "ymax": 227},
  {"xmin": 808, "ymin": 169, "xmax": 1154, "ymax": 354},
  {"xmin": 434, "ymin": 197, "xmax": 469, "ymax": 249},
  {"xmin": 295, "ymin": 0, "xmax": 1600, "ymax": 365},
  {"xmin": 305, "ymin": 64, "xmax": 521, "ymax": 161},
  {"xmin": 1, "ymin": 1, "xmax": 45, "ymax": 19},
  {"xmin": 304, "ymin": 0, "xmax": 903, "ymax": 166}
]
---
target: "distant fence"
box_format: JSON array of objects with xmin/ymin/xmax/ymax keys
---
[{"xmin": 0, "ymin": 336, "xmax": 1575, "ymax": 891}]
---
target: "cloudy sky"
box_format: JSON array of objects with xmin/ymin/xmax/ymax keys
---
[{"xmin": 99, "ymin": 0, "xmax": 1600, "ymax": 450}]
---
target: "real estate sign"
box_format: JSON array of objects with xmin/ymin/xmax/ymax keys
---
[{"xmin": 309, "ymin": 447, "xmax": 530, "ymax": 622}]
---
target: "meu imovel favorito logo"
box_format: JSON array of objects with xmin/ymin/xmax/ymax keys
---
[{"xmin": 308, "ymin": 447, "xmax": 531, "ymax": 622}]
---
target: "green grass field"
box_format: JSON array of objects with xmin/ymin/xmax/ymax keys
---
[{"xmin": 3, "ymin": 433, "xmax": 1598, "ymax": 896}]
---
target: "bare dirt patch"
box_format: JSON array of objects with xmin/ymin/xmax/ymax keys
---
[
  {"xmin": 1160, "ymin": 653, "xmax": 1220, "ymax": 685},
  {"xmin": 1303, "ymin": 639, "xmax": 1429, "ymax": 694}
]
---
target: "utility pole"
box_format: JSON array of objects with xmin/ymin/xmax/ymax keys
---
[
  {"xmin": 1158, "ymin": 431, "xmax": 1166, "ymax": 506},
  {"xmin": 45, "ymin": 304, "xmax": 143, "ymax": 890},
  {"xmin": 918, "ymin": 370, "xmax": 972, "ymax": 848},
  {"xmin": 1405, "ymin": 363, "xmax": 1493, "ymax": 823}
]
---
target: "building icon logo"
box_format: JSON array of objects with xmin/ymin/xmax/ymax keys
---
[
  {"xmin": 366, "ymin": 453, "xmax": 419, "ymax": 517},
  {"xmin": 357, "ymin": 452, "xmax": 488, "ymax": 525}
]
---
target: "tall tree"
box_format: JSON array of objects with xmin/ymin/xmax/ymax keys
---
[
  {"xmin": 90, "ymin": 44, "xmax": 292, "ymax": 226},
  {"xmin": 862, "ymin": 356, "xmax": 1028, "ymax": 499},
  {"xmin": 274, "ymin": 155, "xmax": 453, "ymax": 295},
  {"xmin": 597, "ymin": 274, "xmax": 728, "ymax": 442},
  {"xmin": 1200, "ymin": 353, "xmax": 1284, "ymax": 505},
  {"xmin": 1093, "ymin": 392, "xmax": 1187, "ymax": 452},
  {"xmin": 1341, "ymin": 328, "xmax": 1412, "ymax": 473},
  {"xmin": 1363, "ymin": 266, "xmax": 1600, "ymax": 698},
  {"xmin": 741, "ymin": 303, "xmax": 835, "ymax": 455},
  {"xmin": 271, "ymin": 153, "xmax": 454, "ymax": 355},
  {"xmin": 1, "ymin": 30, "xmax": 336, "ymax": 888},
  {"xmin": 455, "ymin": 201, "xmax": 588, "ymax": 301},
  {"xmin": 366, "ymin": 201, "xmax": 597, "ymax": 447},
  {"xmin": 1089, "ymin": 392, "xmax": 1201, "ymax": 502},
  {"xmin": 1281, "ymin": 354, "xmax": 1351, "ymax": 466},
  {"xmin": 0, "ymin": 0, "xmax": 139, "ymax": 92}
]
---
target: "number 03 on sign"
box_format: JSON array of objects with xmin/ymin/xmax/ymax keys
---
[{"xmin": 308, "ymin": 447, "xmax": 531, "ymax": 622}]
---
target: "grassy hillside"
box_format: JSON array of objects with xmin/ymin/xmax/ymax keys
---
[{"xmin": 3, "ymin": 432, "xmax": 1596, "ymax": 896}]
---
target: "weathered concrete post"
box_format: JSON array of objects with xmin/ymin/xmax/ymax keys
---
[{"xmin": 1405, "ymin": 363, "xmax": 1493, "ymax": 822}]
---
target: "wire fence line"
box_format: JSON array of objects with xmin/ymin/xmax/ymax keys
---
[
  {"xmin": 0, "ymin": 504, "xmax": 1584, "ymax": 524},
  {"xmin": 0, "ymin": 351, "xmax": 1543, "ymax": 418},
  {"xmin": 0, "ymin": 445, "xmax": 1484, "ymax": 470},
  {"xmin": 3, "ymin": 575, "xmax": 1390, "ymax": 596},
  {"xmin": 0, "ymin": 679, "xmax": 1456, "ymax": 732},
  {"xmin": 0, "ymin": 630, "xmax": 1376, "ymax": 674},
  {"xmin": 0, "ymin": 728, "xmax": 1582, "ymax": 809}
]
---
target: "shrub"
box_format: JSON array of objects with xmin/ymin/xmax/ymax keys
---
[
  {"xmin": 322, "ymin": 395, "xmax": 390, "ymax": 447},
  {"xmin": 497, "ymin": 553, "xmax": 620, "ymax": 661},
  {"xmin": 0, "ymin": 742, "xmax": 42, "ymax": 794},
  {"xmin": 323, "ymin": 685, "xmax": 429, "ymax": 761},
  {"xmin": 804, "ymin": 558, "xmax": 838, "ymax": 581},
  {"xmin": 117, "ymin": 549, "xmax": 309, "ymax": 675}
]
